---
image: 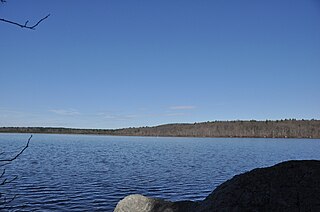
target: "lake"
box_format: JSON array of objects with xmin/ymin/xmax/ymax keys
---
[{"xmin": 0, "ymin": 133, "xmax": 319, "ymax": 211}]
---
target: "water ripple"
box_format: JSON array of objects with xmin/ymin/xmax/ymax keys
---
[{"xmin": 0, "ymin": 134, "xmax": 319, "ymax": 211}]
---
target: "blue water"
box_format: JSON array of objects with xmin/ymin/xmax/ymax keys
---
[{"xmin": 0, "ymin": 133, "xmax": 319, "ymax": 211}]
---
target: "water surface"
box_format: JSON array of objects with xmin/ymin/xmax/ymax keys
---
[{"xmin": 0, "ymin": 133, "xmax": 319, "ymax": 211}]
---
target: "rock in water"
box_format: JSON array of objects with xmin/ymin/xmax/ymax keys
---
[
  {"xmin": 114, "ymin": 194, "xmax": 196, "ymax": 212},
  {"xmin": 114, "ymin": 160, "xmax": 320, "ymax": 212},
  {"xmin": 114, "ymin": 194, "xmax": 175, "ymax": 212}
]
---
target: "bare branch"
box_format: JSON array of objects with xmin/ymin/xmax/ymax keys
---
[
  {"xmin": 0, "ymin": 135, "xmax": 32, "ymax": 162},
  {"xmin": 0, "ymin": 194, "xmax": 17, "ymax": 205},
  {"xmin": 0, "ymin": 14, "xmax": 50, "ymax": 30},
  {"xmin": 0, "ymin": 163, "xmax": 9, "ymax": 168},
  {"xmin": 0, "ymin": 176, "xmax": 17, "ymax": 186},
  {"xmin": 0, "ymin": 135, "xmax": 32, "ymax": 207},
  {"xmin": 1, "ymin": 178, "xmax": 7, "ymax": 186},
  {"xmin": 0, "ymin": 169, "xmax": 5, "ymax": 179}
]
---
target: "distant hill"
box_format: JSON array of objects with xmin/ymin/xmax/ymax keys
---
[{"xmin": 0, "ymin": 119, "xmax": 319, "ymax": 138}]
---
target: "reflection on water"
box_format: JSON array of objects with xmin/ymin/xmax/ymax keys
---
[{"xmin": 0, "ymin": 133, "xmax": 319, "ymax": 211}]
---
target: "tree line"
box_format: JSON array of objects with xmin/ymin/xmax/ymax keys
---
[{"xmin": 0, "ymin": 119, "xmax": 319, "ymax": 138}]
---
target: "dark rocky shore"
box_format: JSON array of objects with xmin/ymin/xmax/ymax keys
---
[{"xmin": 114, "ymin": 160, "xmax": 320, "ymax": 212}]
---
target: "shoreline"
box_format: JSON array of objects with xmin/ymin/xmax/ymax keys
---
[
  {"xmin": 0, "ymin": 131, "xmax": 319, "ymax": 140},
  {"xmin": 1, "ymin": 119, "xmax": 319, "ymax": 139}
]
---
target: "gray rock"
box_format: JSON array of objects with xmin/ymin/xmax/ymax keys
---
[
  {"xmin": 114, "ymin": 194, "xmax": 175, "ymax": 212},
  {"xmin": 114, "ymin": 160, "xmax": 320, "ymax": 212}
]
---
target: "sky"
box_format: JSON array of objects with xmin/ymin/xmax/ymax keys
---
[{"xmin": 0, "ymin": 0, "xmax": 319, "ymax": 129}]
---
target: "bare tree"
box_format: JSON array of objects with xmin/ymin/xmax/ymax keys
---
[
  {"xmin": 0, "ymin": 0, "xmax": 49, "ymax": 30},
  {"xmin": 0, "ymin": 135, "xmax": 32, "ymax": 206}
]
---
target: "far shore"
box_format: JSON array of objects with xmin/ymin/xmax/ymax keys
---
[{"xmin": 1, "ymin": 119, "xmax": 319, "ymax": 139}]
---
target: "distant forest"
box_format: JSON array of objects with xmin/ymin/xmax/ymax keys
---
[{"xmin": 0, "ymin": 119, "xmax": 319, "ymax": 138}]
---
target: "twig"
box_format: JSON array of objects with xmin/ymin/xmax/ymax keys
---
[
  {"xmin": 0, "ymin": 176, "xmax": 17, "ymax": 185},
  {"xmin": 0, "ymin": 14, "xmax": 50, "ymax": 30},
  {"xmin": 0, "ymin": 194, "xmax": 17, "ymax": 205},
  {"xmin": 0, "ymin": 135, "xmax": 32, "ymax": 162},
  {"xmin": 0, "ymin": 163, "xmax": 9, "ymax": 168},
  {"xmin": 0, "ymin": 170, "xmax": 5, "ymax": 178},
  {"xmin": 0, "ymin": 134, "xmax": 31, "ymax": 207}
]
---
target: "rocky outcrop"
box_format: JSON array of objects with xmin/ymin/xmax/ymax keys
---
[
  {"xmin": 114, "ymin": 194, "xmax": 196, "ymax": 212},
  {"xmin": 114, "ymin": 160, "xmax": 320, "ymax": 212}
]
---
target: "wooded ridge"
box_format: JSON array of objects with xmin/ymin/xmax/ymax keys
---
[{"xmin": 0, "ymin": 119, "xmax": 319, "ymax": 138}]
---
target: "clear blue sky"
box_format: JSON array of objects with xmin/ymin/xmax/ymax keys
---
[{"xmin": 1, "ymin": 0, "xmax": 319, "ymax": 129}]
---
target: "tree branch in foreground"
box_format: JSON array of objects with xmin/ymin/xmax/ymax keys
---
[
  {"xmin": 0, "ymin": 194, "xmax": 16, "ymax": 206},
  {"xmin": 0, "ymin": 14, "xmax": 50, "ymax": 30},
  {"xmin": 0, "ymin": 135, "xmax": 32, "ymax": 162},
  {"xmin": 0, "ymin": 135, "xmax": 32, "ymax": 206}
]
